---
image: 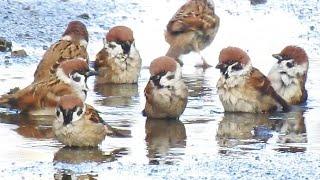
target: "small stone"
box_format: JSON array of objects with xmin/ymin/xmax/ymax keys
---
[
  {"xmin": 310, "ymin": 26, "xmax": 315, "ymax": 31},
  {"xmin": 0, "ymin": 37, "xmax": 12, "ymax": 52},
  {"xmin": 43, "ymin": 45, "xmax": 48, "ymax": 50},
  {"xmin": 78, "ymin": 13, "xmax": 90, "ymax": 19},
  {"xmin": 11, "ymin": 49, "xmax": 27, "ymax": 57}
]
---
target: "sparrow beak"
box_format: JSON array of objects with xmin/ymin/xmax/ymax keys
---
[
  {"xmin": 215, "ymin": 63, "xmax": 228, "ymax": 74},
  {"xmin": 63, "ymin": 110, "xmax": 73, "ymax": 125},
  {"xmin": 86, "ymin": 68, "xmax": 99, "ymax": 77},
  {"xmin": 272, "ymin": 54, "xmax": 283, "ymax": 61}
]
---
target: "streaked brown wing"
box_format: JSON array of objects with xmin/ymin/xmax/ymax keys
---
[
  {"xmin": 34, "ymin": 40, "xmax": 88, "ymax": 82},
  {"xmin": 249, "ymin": 68, "xmax": 290, "ymax": 111},
  {"xmin": 167, "ymin": 0, "xmax": 217, "ymax": 33}
]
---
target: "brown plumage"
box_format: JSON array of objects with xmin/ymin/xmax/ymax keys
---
[
  {"xmin": 165, "ymin": 0, "xmax": 220, "ymax": 68},
  {"xmin": 0, "ymin": 59, "xmax": 91, "ymax": 115},
  {"xmin": 275, "ymin": 45, "xmax": 308, "ymax": 65},
  {"xmin": 33, "ymin": 21, "xmax": 89, "ymax": 82},
  {"xmin": 62, "ymin": 21, "xmax": 89, "ymax": 42},
  {"xmin": 53, "ymin": 96, "xmax": 128, "ymax": 147},
  {"xmin": 149, "ymin": 56, "xmax": 177, "ymax": 76},
  {"xmin": 216, "ymin": 47, "xmax": 290, "ymax": 113},
  {"xmin": 143, "ymin": 56, "xmax": 188, "ymax": 119},
  {"xmin": 269, "ymin": 46, "xmax": 309, "ymax": 105},
  {"xmin": 58, "ymin": 95, "xmax": 84, "ymax": 110},
  {"xmin": 218, "ymin": 47, "xmax": 250, "ymax": 65},
  {"xmin": 59, "ymin": 58, "xmax": 90, "ymax": 75},
  {"xmin": 94, "ymin": 26, "xmax": 141, "ymax": 84},
  {"xmin": 106, "ymin": 26, "xmax": 134, "ymax": 42}
]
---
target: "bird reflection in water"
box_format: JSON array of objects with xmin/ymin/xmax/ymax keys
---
[
  {"xmin": 93, "ymin": 83, "xmax": 138, "ymax": 107},
  {"xmin": 54, "ymin": 173, "xmax": 97, "ymax": 180},
  {"xmin": 53, "ymin": 146, "xmax": 128, "ymax": 164},
  {"xmin": 145, "ymin": 118, "xmax": 186, "ymax": 165},
  {"xmin": 0, "ymin": 112, "xmax": 54, "ymax": 139},
  {"xmin": 216, "ymin": 113, "xmax": 281, "ymax": 151},
  {"xmin": 275, "ymin": 110, "xmax": 307, "ymax": 153}
]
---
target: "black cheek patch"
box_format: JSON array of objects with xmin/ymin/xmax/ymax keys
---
[
  {"xmin": 72, "ymin": 76, "xmax": 81, "ymax": 82},
  {"xmin": 56, "ymin": 110, "xmax": 60, "ymax": 117},
  {"xmin": 77, "ymin": 109, "xmax": 83, "ymax": 116}
]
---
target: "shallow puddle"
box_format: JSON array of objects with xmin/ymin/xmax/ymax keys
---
[{"xmin": 0, "ymin": 0, "xmax": 320, "ymax": 179}]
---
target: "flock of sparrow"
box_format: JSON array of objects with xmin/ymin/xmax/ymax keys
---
[{"xmin": 0, "ymin": 0, "xmax": 309, "ymax": 148}]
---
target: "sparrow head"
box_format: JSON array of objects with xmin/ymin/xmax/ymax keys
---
[
  {"xmin": 61, "ymin": 21, "xmax": 89, "ymax": 45},
  {"xmin": 57, "ymin": 59, "xmax": 98, "ymax": 94},
  {"xmin": 149, "ymin": 56, "xmax": 181, "ymax": 88},
  {"xmin": 272, "ymin": 46, "xmax": 308, "ymax": 76},
  {"xmin": 216, "ymin": 47, "xmax": 252, "ymax": 79},
  {"xmin": 105, "ymin": 26, "xmax": 134, "ymax": 56},
  {"xmin": 56, "ymin": 95, "xmax": 85, "ymax": 126}
]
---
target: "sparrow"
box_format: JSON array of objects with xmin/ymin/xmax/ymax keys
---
[
  {"xmin": 216, "ymin": 47, "xmax": 290, "ymax": 113},
  {"xmin": 143, "ymin": 56, "xmax": 188, "ymax": 119},
  {"xmin": 53, "ymin": 95, "xmax": 123, "ymax": 147},
  {"xmin": 94, "ymin": 26, "xmax": 142, "ymax": 84},
  {"xmin": 268, "ymin": 46, "xmax": 309, "ymax": 105},
  {"xmin": 165, "ymin": 0, "xmax": 220, "ymax": 68},
  {"xmin": 33, "ymin": 21, "xmax": 89, "ymax": 82},
  {"xmin": 0, "ymin": 59, "xmax": 96, "ymax": 115}
]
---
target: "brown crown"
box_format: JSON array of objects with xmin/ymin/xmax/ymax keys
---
[
  {"xmin": 106, "ymin": 26, "xmax": 134, "ymax": 42},
  {"xmin": 59, "ymin": 59, "xmax": 89, "ymax": 75},
  {"xmin": 62, "ymin": 21, "xmax": 89, "ymax": 42},
  {"xmin": 149, "ymin": 56, "xmax": 177, "ymax": 76},
  {"xmin": 218, "ymin": 47, "xmax": 250, "ymax": 65},
  {"xmin": 278, "ymin": 45, "xmax": 308, "ymax": 64},
  {"xmin": 58, "ymin": 95, "xmax": 84, "ymax": 110}
]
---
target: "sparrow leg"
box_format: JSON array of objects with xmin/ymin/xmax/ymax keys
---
[{"xmin": 194, "ymin": 44, "xmax": 212, "ymax": 69}]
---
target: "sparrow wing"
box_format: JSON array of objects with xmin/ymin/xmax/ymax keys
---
[
  {"xmin": 85, "ymin": 104, "xmax": 131, "ymax": 137},
  {"xmin": 249, "ymin": 68, "xmax": 290, "ymax": 111},
  {"xmin": 167, "ymin": 0, "xmax": 218, "ymax": 33},
  {"xmin": 94, "ymin": 48, "xmax": 110, "ymax": 70},
  {"xmin": 34, "ymin": 40, "xmax": 88, "ymax": 82},
  {"xmin": 144, "ymin": 81, "xmax": 154, "ymax": 105}
]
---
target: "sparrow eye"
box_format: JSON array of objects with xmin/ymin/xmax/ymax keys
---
[
  {"xmin": 286, "ymin": 62, "xmax": 294, "ymax": 68},
  {"xmin": 232, "ymin": 63, "xmax": 243, "ymax": 71}
]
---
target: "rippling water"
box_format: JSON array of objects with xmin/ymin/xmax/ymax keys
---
[{"xmin": 0, "ymin": 0, "xmax": 320, "ymax": 179}]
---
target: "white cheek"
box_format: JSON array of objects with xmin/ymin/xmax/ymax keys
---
[
  {"xmin": 160, "ymin": 71, "xmax": 181, "ymax": 87},
  {"xmin": 105, "ymin": 42, "xmax": 124, "ymax": 58}
]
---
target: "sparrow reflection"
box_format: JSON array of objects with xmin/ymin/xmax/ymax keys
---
[
  {"xmin": 0, "ymin": 112, "xmax": 54, "ymax": 139},
  {"xmin": 216, "ymin": 113, "xmax": 280, "ymax": 148},
  {"xmin": 145, "ymin": 118, "xmax": 186, "ymax": 164},
  {"xmin": 275, "ymin": 111, "xmax": 307, "ymax": 153},
  {"xmin": 53, "ymin": 146, "xmax": 128, "ymax": 164},
  {"xmin": 94, "ymin": 83, "xmax": 138, "ymax": 107},
  {"xmin": 54, "ymin": 173, "xmax": 97, "ymax": 180}
]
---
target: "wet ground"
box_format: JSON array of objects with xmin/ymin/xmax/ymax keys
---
[{"xmin": 0, "ymin": 0, "xmax": 320, "ymax": 179}]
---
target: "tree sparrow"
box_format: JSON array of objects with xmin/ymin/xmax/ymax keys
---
[
  {"xmin": 33, "ymin": 21, "xmax": 89, "ymax": 82},
  {"xmin": 143, "ymin": 56, "xmax": 188, "ymax": 119},
  {"xmin": 0, "ymin": 59, "xmax": 96, "ymax": 115},
  {"xmin": 53, "ymin": 95, "xmax": 110, "ymax": 147},
  {"xmin": 268, "ymin": 46, "xmax": 309, "ymax": 105},
  {"xmin": 216, "ymin": 47, "xmax": 290, "ymax": 113},
  {"xmin": 165, "ymin": 0, "xmax": 220, "ymax": 68},
  {"xmin": 94, "ymin": 26, "xmax": 141, "ymax": 84}
]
